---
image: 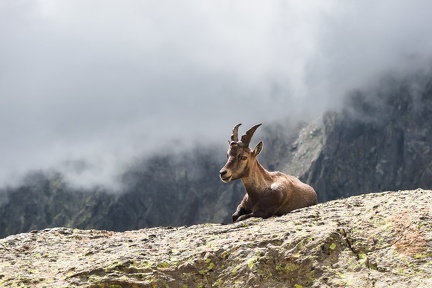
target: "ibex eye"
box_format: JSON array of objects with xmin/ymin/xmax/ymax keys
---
[{"xmin": 241, "ymin": 156, "xmax": 247, "ymax": 160}]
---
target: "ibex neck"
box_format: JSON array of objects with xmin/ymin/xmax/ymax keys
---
[{"xmin": 241, "ymin": 160, "xmax": 272, "ymax": 199}]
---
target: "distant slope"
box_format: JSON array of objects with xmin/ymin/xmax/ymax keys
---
[
  {"xmin": 283, "ymin": 71, "xmax": 432, "ymax": 202},
  {"xmin": 0, "ymin": 148, "xmax": 244, "ymax": 238}
]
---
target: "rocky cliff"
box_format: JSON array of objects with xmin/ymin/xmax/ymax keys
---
[
  {"xmin": 282, "ymin": 71, "xmax": 432, "ymax": 202},
  {"xmin": 0, "ymin": 149, "xmax": 242, "ymax": 238},
  {"xmin": 1, "ymin": 189, "xmax": 431, "ymax": 287}
]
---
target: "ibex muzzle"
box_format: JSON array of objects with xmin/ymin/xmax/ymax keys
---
[{"xmin": 219, "ymin": 123, "xmax": 317, "ymax": 222}]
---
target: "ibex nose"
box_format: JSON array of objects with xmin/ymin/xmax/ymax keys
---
[{"xmin": 219, "ymin": 169, "xmax": 232, "ymax": 182}]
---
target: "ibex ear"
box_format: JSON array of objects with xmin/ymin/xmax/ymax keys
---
[{"xmin": 252, "ymin": 141, "xmax": 263, "ymax": 156}]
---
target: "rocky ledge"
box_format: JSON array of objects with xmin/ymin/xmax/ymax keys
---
[{"xmin": 1, "ymin": 189, "xmax": 432, "ymax": 287}]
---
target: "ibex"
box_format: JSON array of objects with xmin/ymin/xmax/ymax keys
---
[{"xmin": 219, "ymin": 123, "xmax": 317, "ymax": 222}]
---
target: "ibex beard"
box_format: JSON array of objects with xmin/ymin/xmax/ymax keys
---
[{"xmin": 219, "ymin": 123, "xmax": 317, "ymax": 222}]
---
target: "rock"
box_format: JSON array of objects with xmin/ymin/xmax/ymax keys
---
[
  {"xmin": 282, "ymin": 72, "xmax": 432, "ymax": 203},
  {"xmin": 1, "ymin": 189, "xmax": 431, "ymax": 287}
]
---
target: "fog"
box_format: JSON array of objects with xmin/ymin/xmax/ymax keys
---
[{"xmin": 1, "ymin": 1, "xmax": 432, "ymax": 189}]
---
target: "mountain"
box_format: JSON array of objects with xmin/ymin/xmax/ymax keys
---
[
  {"xmin": 285, "ymin": 71, "xmax": 432, "ymax": 202},
  {"xmin": 1, "ymin": 69, "xmax": 432, "ymax": 238},
  {"xmin": 0, "ymin": 148, "xmax": 242, "ymax": 238},
  {"xmin": 1, "ymin": 189, "xmax": 431, "ymax": 287}
]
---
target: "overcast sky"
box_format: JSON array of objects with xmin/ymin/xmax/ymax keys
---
[{"xmin": 1, "ymin": 1, "xmax": 432, "ymax": 189}]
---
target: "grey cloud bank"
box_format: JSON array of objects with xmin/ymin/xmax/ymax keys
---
[{"xmin": 1, "ymin": 1, "xmax": 432, "ymax": 188}]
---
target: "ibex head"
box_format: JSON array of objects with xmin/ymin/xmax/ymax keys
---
[{"xmin": 219, "ymin": 123, "xmax": 263, "ymax": 183}]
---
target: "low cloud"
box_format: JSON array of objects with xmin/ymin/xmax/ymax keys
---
[{"xmin": 1, "ymin": 1, "xmax": 431, "ymax": 189}]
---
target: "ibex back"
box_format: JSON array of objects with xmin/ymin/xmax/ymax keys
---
[{"xmin": 219, "ymin": 123, "xmax": 317, "ymax": 222}]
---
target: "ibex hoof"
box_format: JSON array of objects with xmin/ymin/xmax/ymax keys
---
[{"xmin": 232, "ymin": 214, "xmax": 239, "ymax": 222}]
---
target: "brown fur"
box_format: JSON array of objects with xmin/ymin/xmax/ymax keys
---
[{"xmin": 219, "ymin": 123, "xmax": 317, "ymax": 222}]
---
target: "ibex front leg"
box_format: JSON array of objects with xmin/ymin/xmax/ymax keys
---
[
  {"xmin": 233, "ymin": 193, "xmax": 284, "ymax": 222},
  {"xmin": 232, "ymin": 195, "xmax": 252, "ymax": 222}
]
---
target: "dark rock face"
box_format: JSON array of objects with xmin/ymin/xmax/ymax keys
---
[
  {"xmin": 0, "ymin": 172, "xmax": 115, "ymax": 238},
  {"xmin": 1, "ymin": 189, "xmax": 431, "ymax": 287},
  {"xmin": 284, "ymin": 72, "xmax": 432, "ymax": 202},
  {"xmin": 0, "ymin": 150, "xmax": 243, "ymax": 238}
]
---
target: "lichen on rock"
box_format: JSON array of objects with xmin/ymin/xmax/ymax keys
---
[{"xmin": 1, "ymin": 189, "xmax": 432, "ymax": 287}]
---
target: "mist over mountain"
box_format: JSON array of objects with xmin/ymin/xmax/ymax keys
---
[
  {"xmin": 2, "ymin": 66, "xmax": 432, "ymax": 238},
  {"xmin": 2, "ymin": 1, "xmax": 432, "ymax": 189},
  {"xmin": 292, "ymin": 68, "xmax": 432, "ymax": 202},
  {"xmin": 2, "ymin": 2, "xmax": 432, "ymax": 238}
]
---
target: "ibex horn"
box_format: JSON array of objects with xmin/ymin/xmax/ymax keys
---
[
  {"xmin": 231, "ymin": 123, "xmax": 242, "ymax": 142},
  {"xmin": 241, "ymin": 123, "xmax": 262, "ymax": 147}
]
